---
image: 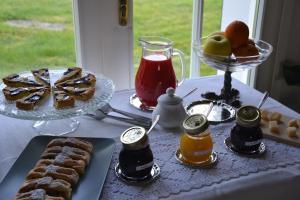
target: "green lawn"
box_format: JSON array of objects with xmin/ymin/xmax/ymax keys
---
[
  {"xmin": 0, "ymin": 0, "xmax": 76, "ymax": 78},
  {"xmin": 0, "ymin": 0, "xmax": 222, "ymax": 78}
]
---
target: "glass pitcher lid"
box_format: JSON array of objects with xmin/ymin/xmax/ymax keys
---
[{"xmin": 139, "ymin": 36, "xmax": 173, "ymax": 49}]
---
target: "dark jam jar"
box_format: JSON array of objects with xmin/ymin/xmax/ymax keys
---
[
  {"xmin": 119, "ymin": 126, "xmax": 154, "ymax": 180},
  {"xmin": 230, "ymin": 105, "xmax": 263, "ymax": 152}
]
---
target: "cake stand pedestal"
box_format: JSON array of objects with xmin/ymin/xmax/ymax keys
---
[{"xmin": 33, "ymin": 118, "xmax": 80, "ymax": 136}]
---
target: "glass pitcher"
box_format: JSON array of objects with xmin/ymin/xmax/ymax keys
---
[{"xmin": 135, "ymin": 36, "xmax": 186, "ymax": 108}]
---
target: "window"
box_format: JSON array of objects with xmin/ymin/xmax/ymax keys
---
[{"xmin": 73, "ymin": 0, "xmax": 265, "ymax": 89}]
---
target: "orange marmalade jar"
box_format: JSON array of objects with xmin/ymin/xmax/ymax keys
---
[{"xmin": 180, "ymin": 114, "xmax": 213, "ymax": 163}]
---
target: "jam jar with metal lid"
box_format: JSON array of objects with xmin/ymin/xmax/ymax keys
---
[
  {"xmin": 180, "ymin": 114, "xmax": 213, "ymax": 163},
  {"xmin": 119, "ymin": 126, "xmax": 154, "ymax": 179},
  {"xmin": 230, "ymin": 105, "xmax": 263, "ymax": 152}
]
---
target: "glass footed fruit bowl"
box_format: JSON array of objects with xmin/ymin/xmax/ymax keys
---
[{"xmin": 193, "ymin": 38, "xmax": 273, "ymax": 72}]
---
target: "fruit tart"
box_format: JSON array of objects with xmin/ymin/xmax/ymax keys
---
[
  {"xmin": 56, "ymin": 74, "xmax": 96, "ymax": 88},
  {"xmin": 53, "ymin": 87, "xmax": 75, "ymax": 109},
  {"xmin": 2, "ymin": 86, "xmax": 45, "ymax": 101},
  {"xmin": 56, "ymin": 86, "xmax": 95, "ymax": 101},
  {"xmin": 2, "ymin": 74, "xmax": 43, "ymax": 88},
  {"xmin": 32, "ymin": 68, "xmax": 51, "ymax": 86},
  {"xmin": 54, "ymin": 67, "xmax": 82, "ymax": 85},
  {"xmin": 16, "ymin": 87, "xmax": 50, "ymax": 110}
]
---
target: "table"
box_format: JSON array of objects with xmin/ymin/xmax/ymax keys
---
[{"xmin": 1, "ymin": 76, "xmax": 300, "ymax": 200}]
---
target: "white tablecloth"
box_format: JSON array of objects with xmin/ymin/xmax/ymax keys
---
[{"xmin": 0, "ymin": 76, "xmax": 300, "ymax": 199}]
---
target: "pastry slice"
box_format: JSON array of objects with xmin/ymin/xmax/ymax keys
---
[
  {"xmin": 16, "ymin": 87, "xmax": 50, "ymax": 110},
  {"xmin": 53, "ymin": 88, "xmax": 75, "ymax": 109},
  {"xmin": 32, "ymin": 68, "xmax": 51, "ymax": 86},
  {"xmin": 47, "ymin": 138, "xmax": 93, "ymax": 153},
  {"xmin": 41, "ymin": 152, "xmax": 89, "ymax": 166},
  {"xmin": 56, "ymin": 86, "xmax": 95, "ymax": 101},
  {"xmin": 2, "ymin": 74, "xmax": 43, "ymax": 87},
  {"xmin": 56, "ymin": 73, "xmax": 96, "ymax": 88},
  {"xmin": 36, "ymin": 155, "xmax": 86, "ymax": 176},
  {"xmin": 15, "ymin": 189, "xmax": 65, "ymax": 200},
  {"xmin": 26, "ymin": 165, "xmax": 79, "ymax": 186},
  {"xmin": 54, "ymin": 67, "xmax": 82, "ymax": 85},
  {"xmin": 18, "ymin": 177, "xmax": 71, "ymax": 200},
  {"xmin": 41, "ymin": 146, "xmax": 91, "ymax": 164},
  {"xmin": 2, "ymin": 86, "xmax": 44, "ymax": 101}
]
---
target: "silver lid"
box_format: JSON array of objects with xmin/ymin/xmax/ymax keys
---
[
  {"xmin": 183, "ymin": 114, "xmax": 209, "ymax": 136},
  {"xmin": 120, "ymin": 126, "xmax": 149, "ymax": 150},
  {"xmin": 236, "ymin": 105, "xmax": 261, "ymax": 127}
]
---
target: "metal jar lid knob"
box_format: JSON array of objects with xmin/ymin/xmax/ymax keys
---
[{"xmin": 157, "ymin": 87, "xmax": 182, "ymax": 105}]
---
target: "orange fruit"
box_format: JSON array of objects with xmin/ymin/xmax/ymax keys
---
[
  {"xmin": 233, "ymin": 44, "xmax": 259, "ymax": 62},
  {"xmin": 248, "ymin": 39, "xmax": 255, "ymax": 46},
  {"xmin": 225, "ymin": 20, "xmax": 249, "ymax": 49}
]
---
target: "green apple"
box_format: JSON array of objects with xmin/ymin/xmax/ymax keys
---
[
  {"xmin": 203, "ymin": 34, "xmax": 232, "ymax": 58},
  {"xmin": 208, "ymin": 31, "xmax": 225, "ymax": 37}
]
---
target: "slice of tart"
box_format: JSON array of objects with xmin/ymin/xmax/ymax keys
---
[
  {"xmin": 53, "ymin": 87, "xmax": 75, "ymax": 109},
  {"xmin": 16, "ymin": 87, "xmax": 50, "ymax": 110},
  {"xmin": 54, "ymin": 67, "xmax": 82, "ymax": 85},
  {"xmin": 32, "ymin": 68, "xmax": 51, "ymax": 86},
  {"xmin": 56, "ymin": 86, "xmax": 95, "ymax": 101},
  {"xmin": 2, "ymin": 74, "xmax": 44, "ymax": 87},
  {"xmin": 2, "ymin": 86, "xmax": 45, "ymax": 101},
  {"xmin": 56, "ymin": 73, "xmax": 96, "ymax": 88}
]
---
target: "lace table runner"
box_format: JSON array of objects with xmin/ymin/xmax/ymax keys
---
[{"xmin": 101, "ymin": 123, "xmax": 300, "ymax": 200}]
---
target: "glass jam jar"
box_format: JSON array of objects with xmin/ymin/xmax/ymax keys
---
[
  {"xmin": 180, "ymin": 114, "xmax": 213, "ymax": 163},
  {"xmin": 230, "ymin": 105, "xmax": 263, "ymax": 152},
  {"xmin": 119, "ymin": 126, "xmax": 154, "ymax": 179}
]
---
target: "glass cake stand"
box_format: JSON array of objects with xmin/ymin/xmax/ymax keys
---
[
  {"xmin": 0, "ymin": 69, "xmax": 114, "ymax": 136},
  {"xmin": 193, "ymin": 39, "xmax": 273, "ymax": 108}
]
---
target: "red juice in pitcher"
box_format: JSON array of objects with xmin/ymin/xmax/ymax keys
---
[{"xmin": 135, "ymin": 54, "xmax": 176, "ymax": 107}]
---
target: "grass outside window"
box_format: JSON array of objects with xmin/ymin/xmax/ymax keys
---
[{"xmin": 0, "ymin": 0, "xmax": 222, "ymax": 78}]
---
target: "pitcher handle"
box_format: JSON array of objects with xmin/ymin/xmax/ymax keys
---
[{"xmin": 172, "ymin": 49, "xmax": 186, "ymax": 86}]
